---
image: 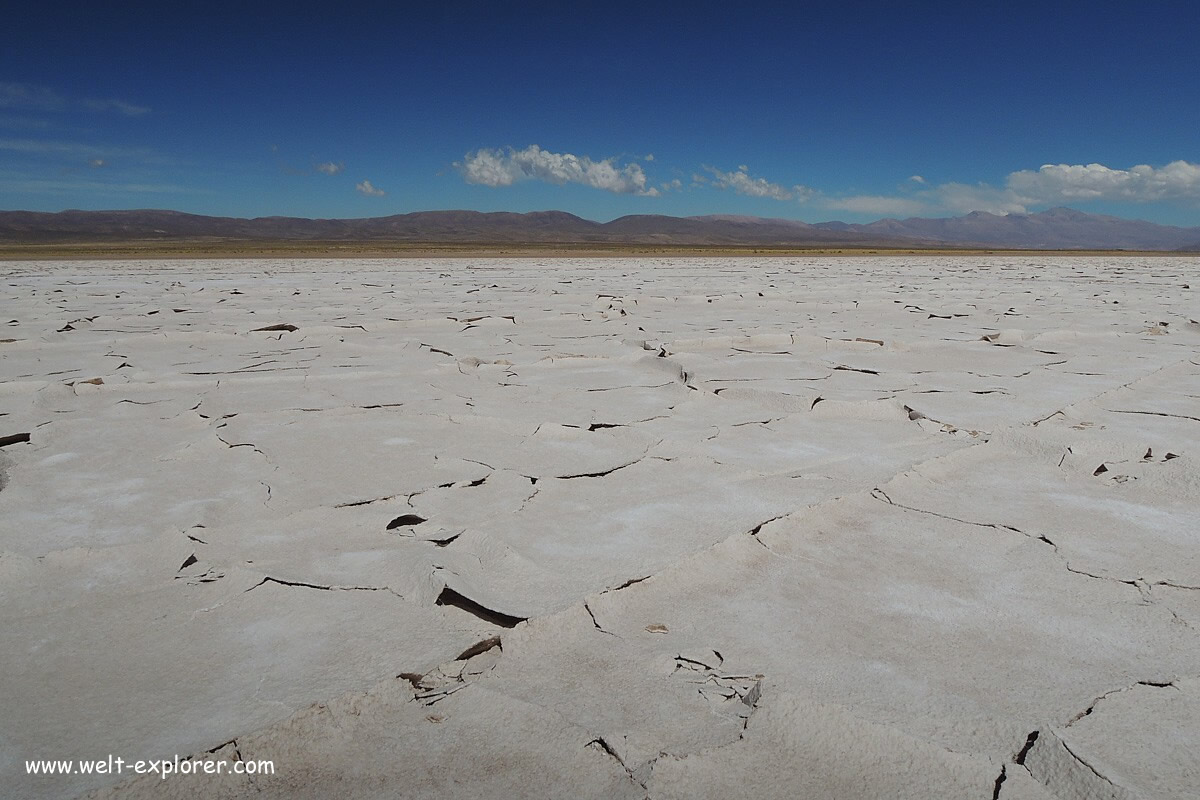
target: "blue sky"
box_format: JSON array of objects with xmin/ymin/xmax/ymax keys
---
[{"xmin": 3, "ymin": 0, "xmax": 1199, "ymax": 225}]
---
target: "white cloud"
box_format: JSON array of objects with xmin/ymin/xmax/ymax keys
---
[
  {"xmin": 704, "ymin": 165, "xmax": 809, "ymax": 201},
  {"xmin": 457, "ymin": 144, "xmax": 657, "ymax": 195},
  {"xmin": 815, "ymin": 160, "xmax": 1200, "ymax": 219},
  {"xmin": 88, "ymin": 158, "xmax": 107, "ymax": 168},
  {"xmin": 792, "ymin": 184, "xmax": 817, "ymax": 203},
  {"xmin": 356, "ymin": 179, "xmax": 385, "ymax": 196},
  {"xmin": 315, "ymin": 161, "xmax": 344, "ymax": 175},
  {"xmin": 1006, "ymin": 160, "xmax": 1200, "ymax": 204},
  {"xmin": 928, "ymin": 182, "xmax": 1029, "ymax": 215},
  {"xmin": 660, "ymin": 178, "xmax": 682, "ymax": 192},
  {"xmin": 644, "ymin": 153, "xmax": 654, "ymax": 161},
  {"xmin": 820, "ymin": 183, "xmax": 1027, "ymax": 217},
  {"xmin": 908, "ymin": 175, "xmax": 926, "ymax": 184}
]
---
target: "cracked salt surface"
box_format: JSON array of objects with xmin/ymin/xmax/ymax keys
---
[{"xmin": 1, "ymin": 255, "xmax": 1198, "ymax": 799}]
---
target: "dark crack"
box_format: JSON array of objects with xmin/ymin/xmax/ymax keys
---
[
  {"xmin": 991, "ymin": 765, "xmax": 1007, "ymax": 800},
  {"xmin": 611, "ymin": 575, "xmax": 650, "ymax": 591},
  {"xmin": 871, "ymin": 488, "xmax": 1053, "ymax": 547},
  {"xmin": 426, "ymin": 531, "xmax": 462, "ymax": 547},
  {"xmin": 455, "ymin": 635, "xmax": 502, "ymax": 661},
  {"xmin": 335, "ymin": 494, "xmax": 399, "ymax": 508},
  {"xmin": 213, "ymin": 428, "xmax": 268, "ymax": 457},
  {"xmin": 586, "ymin": 736, "xmax": 642, "ymax": 787},
  {"xmin": 1154, "ymin": 579, "xmax": 1200, "ymax": 591},
  {"xmin": 1014, "ymin": 730, "xmax": 1039, "ymax": 765},
  {"xmin": 203, "ymin": 738, "xmax": 244, "ymax": 762},
  {"xmin": 584, "ymin": 601, "xmax": 615, "ymax": 636},
  {"xmin": 1066, "ymin": 679, "xmax": 1178, "ymax": 726},
  {"xmin": 1105, "ymin": 409, "xmax": 1200, "ymax": 423},
  {"xmin": 245, "ymin": 576, "xmax": 399, "ymax": 595},
  {"xmin": 435, "ymin": 586, "xmax": 527, "ymax": 628},
  {"xmin": 1058, "ymin": 737, "xmax": 1130, "ymax": 796},
  {"xmin": 748, "ymin": 514, "xmax": 788, "ymax": 538},
  {"xmin": 1030, "ymin": 410, "xmax": 1065, "ymax": 426},
  {"xmin": 555, "ymin": 456, "xmax": 645, "ymax": 480},
  {"xmin": 387, "ymin": 514, "xmax": 427, "ymax": 530},
  {"xmin": 1063, "ymin": 565, "xmax": 1146, "ymax": 594}
]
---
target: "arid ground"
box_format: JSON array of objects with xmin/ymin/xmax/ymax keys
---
[{"xmin": 2, "ymin": 256, "xmax": 1198, "ymax": 799}]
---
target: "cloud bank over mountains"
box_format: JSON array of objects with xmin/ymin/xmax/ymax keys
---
[
  {"xmin": 1008, "ymin": 160, "xmax": 1200, "ymax": 203},
  {"xmin": 835, "ymin": 161, "xmax": 1200, "ymax": 217},
  {"xmin": 457, "ymin": 144, "xmax": 1200, "ymax": 219}
]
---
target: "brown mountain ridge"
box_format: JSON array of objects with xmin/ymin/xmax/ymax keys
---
[{"xmin": 1, "ymin": 207, "xmax": 1198, "ymax": 250}]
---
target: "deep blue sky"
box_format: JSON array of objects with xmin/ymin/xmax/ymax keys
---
[{"xmin": 3, "ymin": 0, "xmax": 1199, "ymax": 224}]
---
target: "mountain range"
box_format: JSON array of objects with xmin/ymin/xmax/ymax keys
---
[{"xmin": 2, "ymin": 207, "xmax": 1199, "ymax": 251}]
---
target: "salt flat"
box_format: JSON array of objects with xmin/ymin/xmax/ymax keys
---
[{"xmin": 1, "ymin": 256, "xmax": 1198, "ymax": 799}]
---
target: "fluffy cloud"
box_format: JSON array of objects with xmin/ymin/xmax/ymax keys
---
[
  {"xmin": 355, "ymin": 179, "xmax": 385, "ymax": 196},
  {"xmin": 958, "ymin": 160, "xmax": 1200, "ymax": 214},
  {"xmin": 458, "ymin": 145, "xmax": 657, "ymax": 196},
  {"xmin": 703, "ymin": 165, "xmax": 807, "ymax": 201},
  {"xmin": 1006, "ymin": 160, "xmax": 1200, "ymax": 203},
  {"xmin": 816, "ymin": 160, "xmax": 1200, "ymax": 219},
  {"xmin": 315, "ymin": 161, "xmax": 344, "ymax": 175}
]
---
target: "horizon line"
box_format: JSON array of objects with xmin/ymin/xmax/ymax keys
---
[{"xmin": 1, "ymin": 205, "xmax": 1193, "ymax": 229}]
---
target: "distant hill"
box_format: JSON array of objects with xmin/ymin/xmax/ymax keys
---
[
  {"xmin": 815, "ymin": 207, "xmax": 1200, "ymax": 250},
  {"xmin": 1, "ymin": 207, "xmax": 1198, "ymax": 250}
]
